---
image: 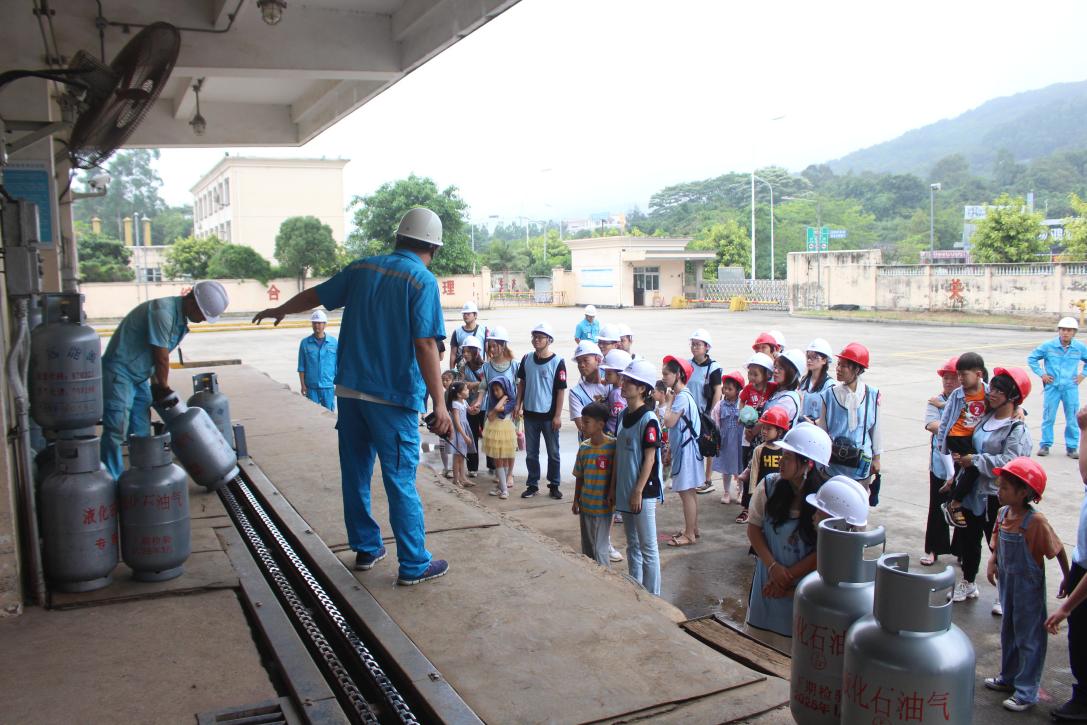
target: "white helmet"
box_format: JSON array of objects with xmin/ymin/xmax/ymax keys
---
[
  {"xmin": 621, "ymin": 359, "xmax": 657, "ymax": 387},
  {"xmin": 806, "ymin": 338, "xmax": 834, "ymax": 360},
  {"xmin": 601, "ymin": 349, "xmax": 633, "ymax": 371},
  {"xmin": 776, "ymin": 422, "xmax": 832, "ymax": 466},
  {"xmin": 193, "ymin": 280, "xmax": 229, "ymax": 324},
  {"xmin": 598, "ymin": 323, "xmax": 622, "ymax": 342},
  {"xmin": 689, "ymin": 328, "xmax": 713, "ymax": 348},
  {"xmin": 461, "ymin": 301, "xmax": 479, "ymax": 315},
  {"xmin": 745, "ymin": 352, "xmax": 775, "ymax": 373},
  {"xmin": 584, "ymin": 304, "xmax": 597, "ymax": 317},
  {"xmin": 618, "ymin": 323, "xmax": 633, "ymax": 339},
  {"xmin": 396, "ymin": 207, "xmax": 443, "ymax": 247},
  {"xmin": 461, "ymin": 335, "xmax": 483, "ymax": 351},
  {"xmin": 769, "ymin": 329, "xmax": 787, "ymax": 349},
  {"xmin": 806, "ymin": 476, "xmax": 869, "ymax": 527},
  {"xmin": 778, "ymin": 349, "xmax": 806, "ymax": 376},
  {"xmin": 310, "ymin": 309, "xmax": 328, "ymax": 323},
  {"xmin": 1058, "ymin": 316, "xmax": 1079, "ymax": 330},
  {"xmin": 573, "ymin": 340, "xmax": 602, "ymax": 359},
  {"xmin": 488, "ymin": 325, "xmax": 509, "ymax": 342},
  {"xmin": 531, "ymin": 321, "xmax": 555, "ymax": 340}
]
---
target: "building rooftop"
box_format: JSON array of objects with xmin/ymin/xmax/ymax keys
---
[{"xmin": 190, "ymin": 156, "xmax": 350, "ymax": 192}]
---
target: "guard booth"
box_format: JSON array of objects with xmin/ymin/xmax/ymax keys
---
[{"xmin": 566, "ymin": 236, "xmax": 716, "ymax": 307}]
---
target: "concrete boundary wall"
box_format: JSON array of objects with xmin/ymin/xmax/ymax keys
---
[{"xmin": 788, "ymin": 250, "xmax": 1087, "ymax": 315}]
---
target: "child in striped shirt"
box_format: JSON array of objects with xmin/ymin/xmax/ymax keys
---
[{"xmin": 572, "ymin": 402, "xmax": 617, "ymax": 566}]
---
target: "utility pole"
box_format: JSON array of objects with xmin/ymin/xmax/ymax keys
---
[{"xmin": 750, "ymin": 172, "xmax": 756, "ymax": 282}]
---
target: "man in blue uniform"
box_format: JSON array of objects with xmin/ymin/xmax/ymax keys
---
[
  {"xmin": 252, "ymin": 208, "xmax": 451, "ymax": 586},
  {"xmin": 574, "ymin": 305, "xmax": 599, "ymax": 343},
  {"xmin": 100, "ymin": 281, "xmax": 230, "ymax": 478},
  {"xmin": 297, "ymin": 309, "xmax": 338, "ymax": 411},
  {"xmin": 1028, "ymin": 316, "xmax": 1087, "ymax": 458}
]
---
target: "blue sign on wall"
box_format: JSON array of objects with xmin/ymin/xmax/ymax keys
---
[{"xmin": 4, "ymin": 161, "xmax": 54, "ymax": 246}]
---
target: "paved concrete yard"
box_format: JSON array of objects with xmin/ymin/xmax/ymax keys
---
[{"xmin": 175, "ymin": 306, "xmax": 1083, "ymax": 722}]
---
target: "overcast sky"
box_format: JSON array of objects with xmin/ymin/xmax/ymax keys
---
[{"xmin": 156, "ymin": 0, "xmax": 1087, "ymax": 227}]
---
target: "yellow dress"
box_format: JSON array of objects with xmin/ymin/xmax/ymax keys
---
[{"xmin": 483, "ymin": 416, "xmax": 517, "ymax": 458}]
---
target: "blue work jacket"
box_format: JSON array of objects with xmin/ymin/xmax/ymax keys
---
[
  {"xmin": 102, "ymin": 296, "xmax": 189, "ymax": 382},
  {"xmin": 1027, "ymin": 336, "xmax": 1087, "ymax": 389},
  {"xmin": 297, "ymin": 334, "xmax": 338, "ymax": 389}
]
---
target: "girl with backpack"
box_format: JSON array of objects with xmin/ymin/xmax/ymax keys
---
[
  {"xmin": 661, "ymin": 355, "xmax": 703, "ymax": 547},
  {"xmin": 813, "ymin": 342, "xmax": 881, "ymax": 491},
  {"xmin": 687, "ymin": 329, "xmax": 722, "ymax": 494}
]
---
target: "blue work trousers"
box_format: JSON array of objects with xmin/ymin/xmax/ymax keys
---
[
  {"xmin": 523, "ymin": 415, "xmax": 561, "ymax": 489},
  {"xmin": 622, "ymin": 499, "xmax": 660, "ymax": 595},
  {"xmin": 997, "ymin": 513, "xmax": 1048, "ymax": 704},
  {"xmin": 1041, "ymin": 384, "xmax": 1080, "ymax": 451},
  {"xmin": 306, "ymin": 386, "xmax": 336, "ymax": 411},
  {"xmin": 336, "ymin": 397, "xmax": 430, "ymax": 579},
  {"xmin": 100, "ymin": 369, "xmax": 152, "ymax": 479}
]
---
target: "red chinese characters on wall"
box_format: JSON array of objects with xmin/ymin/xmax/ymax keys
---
[
  {"xmin": 441, "ymin": 280, "xmax": 455, "ymax": 296},
  {"xmin": 267, "ymin": 284, "xmax": 280, "ymax": 301}
]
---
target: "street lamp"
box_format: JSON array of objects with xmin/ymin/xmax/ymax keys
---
[
  {"xmin": 929, "ymin": 183, "xmax": 942, "ymax": 259},
  {"xmin": 753, "ymin": 175, "xmax": 776, "ymax": 280}
]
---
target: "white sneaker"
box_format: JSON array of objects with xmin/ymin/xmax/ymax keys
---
[
  {"xmin": 498, "ymin": 491, "xmax": 509, "ymax": 500},
  {"xmin": 991, "ymin": 600, "xmax": 1003, "ymax": 616},
  {"xmin": 608, "ymin": 547, "xmax": 623, "ymax": 563},
  {"xmin": 487, "ymin": 487, "xmax": 501, "ymax": 496},
  {"xmin": 951, "ymin": 580, "xmax": 978, "ymax": 602}
]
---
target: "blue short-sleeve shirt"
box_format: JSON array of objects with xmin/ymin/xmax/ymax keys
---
[
  {"xmin": 297, "ymin": 334, "xmax": 338, "ymax": 389},
  {"xmin": 315, "ymin": 250, "xmax": 445, "ymax": 412},
  {"xmin": 103, "ymin": 296, "xmax": 189, "ymax": 382}
]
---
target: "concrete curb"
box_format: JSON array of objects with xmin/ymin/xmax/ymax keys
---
[{"xmin": 790, "ymin": 312, "xmax": 1053, "ymax": 333}]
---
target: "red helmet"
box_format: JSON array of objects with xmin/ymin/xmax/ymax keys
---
[
  {"xmin": 837, "ymin": 342, "xmax": 870, "ymax": 369},
  {"xmin": 993, "ymin": 457, "xmax": 1046, "ymax": 501},
  {"xmin": 752, "ymin": 332, "xmax": 777, "ymax": 351},
  {"xmin": 758, "ymin": 406, "xmax": 791, "ymax": 431},
  {"xmin": 662, "ymin": 355, "xmax": 694, "ymax": 382},
  {"xmin": 723, "ymin": 370, "xmax": 746, "ymax": 389},
  {"xmin": 992, "ymin": 366, "xmax": 1032, "ymax": 403},
  {"xmin": 937, "ymin": 356, "xmax": 959, "ymax": 377}
]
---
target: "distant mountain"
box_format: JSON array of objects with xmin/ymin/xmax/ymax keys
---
[{"xmin": 828, "ymin": 80, "xmax": 1087, "ymax": 177}]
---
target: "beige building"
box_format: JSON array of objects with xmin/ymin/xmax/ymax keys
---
[
  {"xmin": 191, "ymin": 157, "xmax": 348, "ymax": 262},
  {"xmin": 565, "ymin": 236, "xmax": 715, "ymax": 307}
]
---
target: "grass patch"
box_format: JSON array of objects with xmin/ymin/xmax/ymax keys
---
[{"xmin": 793, "ymin": 308, "xmax": 1059, "ymax": 328}]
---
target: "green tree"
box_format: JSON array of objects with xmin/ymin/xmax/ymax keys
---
[
  {"xmin": 1061, "ymin": 193, "xmax": 1087, "ymax": 260},
  {"xmin": 275, "ymin": 216, "xmax": 338, "ymax": 286},
  {"xmin": 73, "ymin": 149, "xmax": 168, "ymax": 239},
  {"xmin": 484, "ymin": 238, "xmax": 529, "ymax": 271},
  {"xmin": 151, "ymin": 205, "xmax": 193, "ymax": 245},
  {"xmin": 691, "ymin": 220, "xmax": 751, "ymax": 276},
  {"xmin": 207, "ymin": 244, "xmax": 274, "ymax": 283},
  {"xmin": 77, "ymin": 229, "xmax": 134, "ymax": 282},
  {"xmin": 970, "ymin": 194, "xmax": 1046, "ymax": 263},
  {"xmin": 163, "ymin": 235, "xmax": 224, "ymax": 279}
]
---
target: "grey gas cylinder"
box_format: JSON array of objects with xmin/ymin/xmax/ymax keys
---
[
  {"xmin": 40, "ymin": 437, "xmax": 118, "ymax": 592},
  {"xmin": 791, "ymin": 518, "xmax": 886, "ymax": 724},
  {"xmin": 153, "ymin": 392, "xmax": 238, "ymax": 490},
  {"xmin": 29, "ymin": 294, "xmax": 102, "ymax": 431},
  {"xmin": 842, "ymin": 554, "xmax": 974, "ymax": 725},
  {"xmin": 187, "ymin": 372, "xmax": 234, "ymax": 449},
  {"xmin": 119, "ymin": 433, "xmax": 191, "ymax": 581}
]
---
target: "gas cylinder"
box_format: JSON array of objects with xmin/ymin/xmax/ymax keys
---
[
  {"xmin": 187, "ymin": 372, "xmax": 234, "ymax": 449},
  {"xmin": 153, "ymin": 392, "xmax": 238, "ymax": 490},
  {"xmin": 842, "ymin": 554, "xmax": 974, "ymax": 725},
  {"xmin": 40, "ymin": 437, "xmax": 117, "ymax": 592},
  {"xmin": 119, "ymin": 433, "xmax": 191, "ymax": 581},
  {"xmin": 791, "ymin": 518, "xmax": 886, "ymax": 724},
  {"xmin": 29, "ymin": 294, "xmax": 103, "ymax": 431}
]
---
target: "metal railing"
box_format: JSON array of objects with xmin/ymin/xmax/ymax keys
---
[{"xmin": 698, "ymin": 280, "xmax": 788, "ymax": 310}]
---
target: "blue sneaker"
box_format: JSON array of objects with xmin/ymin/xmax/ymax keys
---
[
  {"xmin": 396, "ymin": 559, "xmax": 449, "ymax": 586},
  {"xmin": 353, "ymin": 546, "xmax": 387, "ymax": 571}
]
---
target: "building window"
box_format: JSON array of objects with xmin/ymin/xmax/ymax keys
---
[
  {"xmin": 223, "ymin": 178, "xmax": 230, "ymax": 206},
  {"xmin": 633, "ymin": 266, "xmax": 660, "ymax": 291},
  {"xmin": 224, "ymin": 221, "xmax": 231, "ymax": 243}
]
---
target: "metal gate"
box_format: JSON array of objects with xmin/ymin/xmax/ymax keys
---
[{"xmin": 699, "ymin": 280, "xmax": 788, "ymax": 310}]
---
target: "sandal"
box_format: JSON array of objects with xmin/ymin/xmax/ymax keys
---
[
  {"xmin": 735, "ymin": 509, "xmax": 749, "ymax": 524},
  {"xmin": 667, "ymin": 534, "xmax": 696, "ymax": 547},
  {"xmin": 920, "ymin": 553, "xmax": 937, "ymax": 566}
]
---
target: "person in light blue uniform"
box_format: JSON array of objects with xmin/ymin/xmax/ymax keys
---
[
  {"xmin": 100, "ymin": 281, "xmax": 229, "ymax": 478},
  {"xmin": 813, "ymin": 343, "xmax": 881, "ymax": 488},
  {"xmin": 515, "ymin": 321, "xmax": 567, "ymax": 499},
  {"xmin": 574, "ymin": 305, "xmax": 600, "ymax": 342},
  {"xmin": 1027, "ymin": 316, "xmax": 1087, "ymax": 458},
  {"xmin": 252, "ymin": 208, "xmax": 451, "ymax": 586},
  {"xmin": 449, "ymin": 301, "xmax": 487, "ymax": 366},
  {"xmin": 799, "ymin": 338, "xmax": 835, "ymax": 421},
  {"xmin": 687, "ymin": 328, "xmax": 722, "ymax": 493},
  {"xmin": 297, "ymin": 308, "xmax": 337, "ymax": 411}
]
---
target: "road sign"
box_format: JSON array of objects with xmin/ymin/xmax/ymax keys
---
[
  {"xmin": 805, "ymin": 227, "xmax": 830, "ymax": 252},
  {"xmin": 829, "ymin": 229, "xmax": 847, "ymax": 239}
]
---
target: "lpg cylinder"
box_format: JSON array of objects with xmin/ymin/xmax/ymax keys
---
[
  {"xmin": 842, "ymin": 554, "xmax": 974, "ymax": 725},
  {"xmin": 30, "ymin": 293, "xmax": 103, "ymax": 431},
  {"xmin": 791, "ymin": 518, "xmax": 885, "ymax": 724},
  {"xmin": 154, "ymin": 392, "xmax": 238, "ymax": 490},
  {"xmin": 40, "ymin": 437, "xmax": 118, "ymax": 592},
  {"xmin": 119, "ymin": 433, "xmax": 191, "ymax": 581},
  {"xmin": 187, "ymin": 372, "xmax": 234, "ymax": 449}
]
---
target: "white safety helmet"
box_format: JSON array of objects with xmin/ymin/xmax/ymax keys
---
[
  {"xmin": 584, "ymin": 304, "xmax": 597, "ymax": 317},
  {"xmin": 461, "ymin": 335, "xmax": 483, "ymax": 351},
  {"xmin": 806, "ymin": 476, "xmax": 869, "ymax": 527},
  {"xmin": 601, "ymin": 349, "xmax": 633, "ymax": 372},
  {"xmin": 776, "ymin": 422, "xmax": 832, "ymax": 466},
  {"xmin": 689, "ymin": 328, "xmax": 713, "ymax": 348},
  {"xmin": 598, "ymin": 323, "xmax": 622, "ymax": 342},
  {"xmin": 1058, "ymin": 316, "xmax": 1079, "ymax": 330},
  {"xmin": 769, "ymin": 329, "xmax": 787, "ymax": 349},
  {"xmin": 806, "ymin": 338, "xmax": 834, "ymax": 360},
  {"xmin": 531, "ymin": 321, "xmax": 555, "ymax": 340},
  {"xmin": 488, "ymin": 325, "xmax": 510, "ymax": 342},
  {"xmin": 396, "ymin": 207, "xmax": 443, "ymax": 247},
  {"xmin": 778, "ymin": 349, "xmax": 806, "ymax": 376},
  {"xmin": 461, "ymin": 301, "xmax": 479, "ymax": 315},
  {"xmin": 618, "ymin": 323, "xmax": 633, "ymax": 340},
  {"xmin": 621, "ymin": 359, "xmax": 658, "ymax": 387},
  {"xmin": 573, "ymin": 340, "xmax": 602, "ymax": 359},
  {"xmin": 310, "ymin": 309, "xmax": 328, "ymax": 324},
  {"xmin": 193, "ymin": 280, "xmax": 229, "ymax": 324},
  {"xmin": 746, "ymin": 352, "xmax": 775, "ymax": 373}
]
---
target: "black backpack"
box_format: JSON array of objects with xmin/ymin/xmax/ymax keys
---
[{"xmin": 682, "ymin": 409, "xmax": 721, "ymax": 458}]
